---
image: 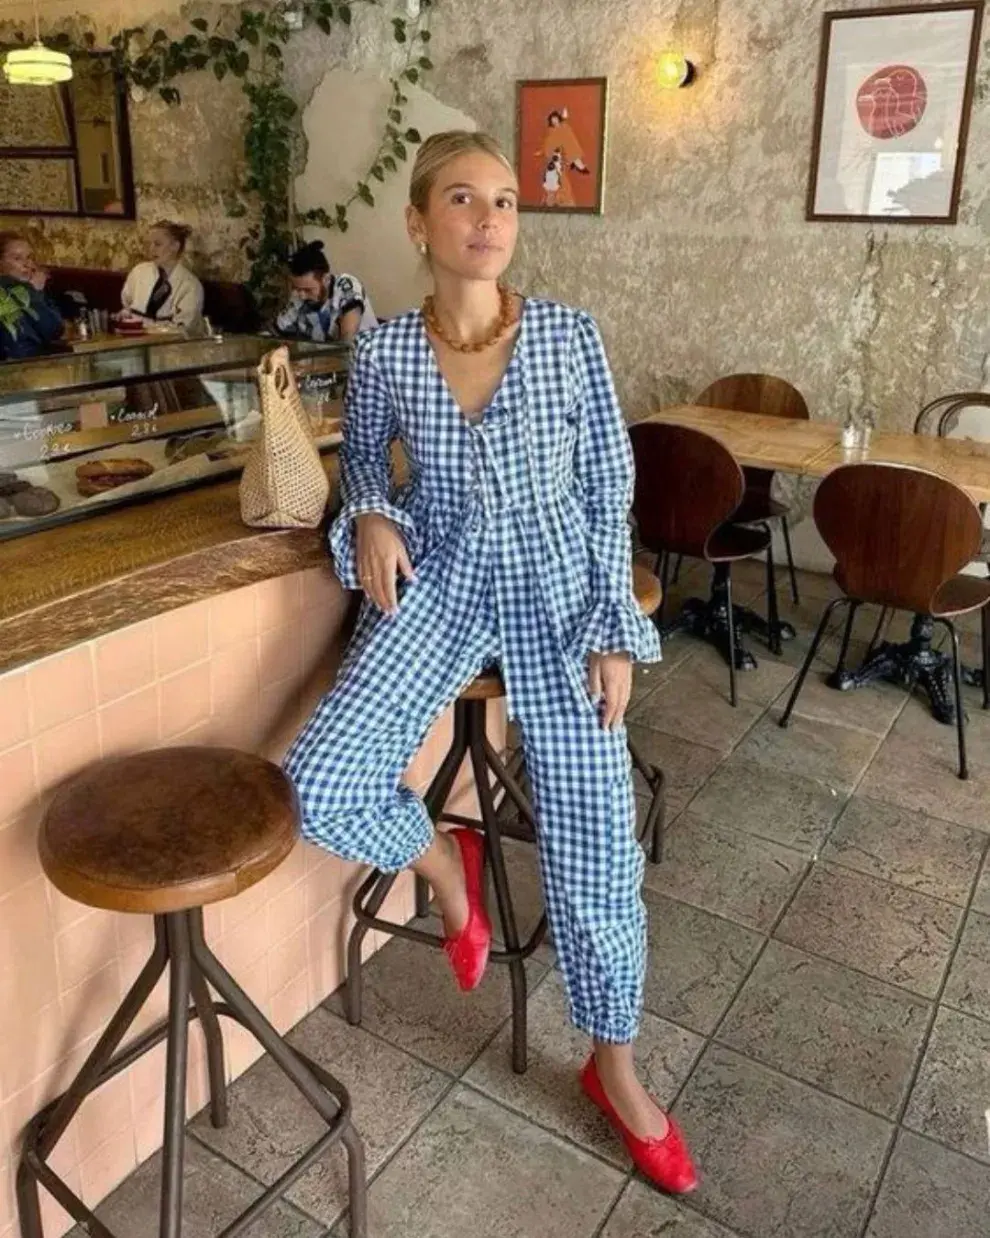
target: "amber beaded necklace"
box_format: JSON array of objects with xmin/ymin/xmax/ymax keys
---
[{"xmin": 422, "ymin": 284, "xmax": 516, "ymax": 353}]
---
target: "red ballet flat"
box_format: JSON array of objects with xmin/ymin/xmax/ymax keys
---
[
  {"xmin": 580, "ymin": 1055, "xmax": 699, "ymax": 1194},
  {"xmin": 442, "ymin": 828, "xmax": 492, "ymax": 992}
]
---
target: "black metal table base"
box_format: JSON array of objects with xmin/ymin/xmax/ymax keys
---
[
  {"xmin": 17, "ymin": 909, "xmax": 366, "ymax": 1238},
  {"xmin": 347, "ymin": 693, "xmax": 667, "ymax": 1076},
  {"xmin": 828, "ymin": 613, "xmax": 958, "ymax": 725}
]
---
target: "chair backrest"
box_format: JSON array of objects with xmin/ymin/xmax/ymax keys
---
[
  {"xmin": 630, "ymin": 422, "xmax": 744, "ymax": 559},
  {"xmin": 814, "ymin": 462, "xmax": 983, "ymax": 614},
  {"xmin": 696, "ymin": 373, "xmax": 810, "ymax": 422},
  {"xmin": 914, "ymin": 392, "xmax": 990, "ymax": 441}
]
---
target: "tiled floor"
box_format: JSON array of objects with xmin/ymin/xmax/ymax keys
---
[{"xmin": 75, "ymin": 564, "xmax": 990, "ymax": 1238}]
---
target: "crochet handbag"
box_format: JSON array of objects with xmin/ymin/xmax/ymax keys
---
[{"xmin": 240, "ymin": 344, "xmax": 330, "ymax": 528}]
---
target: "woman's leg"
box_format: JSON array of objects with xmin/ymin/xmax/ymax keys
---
[
  {"xmin": 519, "ymin": 706, "xmax": 668, "ymax": 1137},
  {"xmin": 284, "ymin": 576, "xmax": 497, "ymax": 928}
]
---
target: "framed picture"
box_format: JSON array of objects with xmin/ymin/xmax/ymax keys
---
[
  {"xmin": 515, "ymin": 77, "xmax": 608, "ymax": 214},
  {"xmin": 807, "ymin": 3, "xmax": 984, "ymax": 223}
]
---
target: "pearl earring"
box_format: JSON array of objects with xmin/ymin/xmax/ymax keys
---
[{"xmin": 419, "ymin": 242, "xmax": 428, "ymax": 255}]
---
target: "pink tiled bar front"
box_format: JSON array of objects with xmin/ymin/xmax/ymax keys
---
[{"xmin": 0, "ymin": 565, "xmax": 498, "ymax": 1238}]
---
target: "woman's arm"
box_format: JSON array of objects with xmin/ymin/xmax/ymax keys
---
[
  {"xmin": 327, "ymin": 331, "xmax": 418, "ymax": 589},
  {"xmin": 338, "ymin": 307, "xmax": 363, "ymax": 341},
  {"xmin": 570, "ymin": 311, "xmax": 660, "ymax": 663}
]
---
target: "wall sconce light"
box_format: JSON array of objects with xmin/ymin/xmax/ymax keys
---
[
  {"xmin": 656, "ymin": 51, "xmax": 696, "ymax": 89},
  {"xmin": 2, "ymin": 0, "xmax": 72, "ymax": 86}
]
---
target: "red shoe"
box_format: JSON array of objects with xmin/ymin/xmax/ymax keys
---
[
  {"xmin": 442, "ymin": 829, "xmax": 492, "ymax": 992},
  {"xmin": 580, "ymin": 1055, "xmax": 698, "ymax": 1194}
]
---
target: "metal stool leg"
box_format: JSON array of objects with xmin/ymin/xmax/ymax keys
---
[
  {"xmin": 346, "ymin": 870, "xmax": 398, "ymax": 1026},
  {"xmin": 187, "ymin": 910, "xmax": 227, "ymax": 1129},
  {"xmin": 724, "ymin": 567, "xmax": 738, "ymax": 707},
  {"xmin": 935, "ymin": 617, "xmax": 968, "ymax": 780},
  {"xmin": 160, "ymin": 915, "xmax": 192, "ymax": 1238},
  {"xmin": 781, "ymin": 515, "xmax": 800, "ymax": 605}
]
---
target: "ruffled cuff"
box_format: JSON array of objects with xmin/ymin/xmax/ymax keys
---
[
  {"xmin": 569, "ymin": 597, "xmax": 663, "ymax": 665},
  {"xmin": 328, "ymin": 496, "xmax": 418, "ymax": 590}
]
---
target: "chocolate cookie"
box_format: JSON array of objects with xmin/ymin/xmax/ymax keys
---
[
  {"xmin": 11, "ymin": 486, "xmax": 61, "ymax": 517},
  {"xmin": 0, "ymin": 496, "xmax": 14, "ymax": 520},
  {"xmin": 0, "ymin": 478, "xmax": 30, "ymax": 497}
]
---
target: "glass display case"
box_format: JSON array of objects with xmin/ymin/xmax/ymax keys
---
[{"xmin": 0, "ymin": 336, "xmax": 347, "ymax": 540}]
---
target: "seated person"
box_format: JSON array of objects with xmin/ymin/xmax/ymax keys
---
[
  {"xmin": 120, "ymin": 220, "xmax": 204, "ymax": 332},
  {"xmin": 274, "ymin": 241, "xmax": 377, "ymax": 343},
  {"xmin": 0, "ymin": 231, "xmax": 65, "ymax": 361}
]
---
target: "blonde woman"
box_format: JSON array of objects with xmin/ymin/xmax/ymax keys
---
[
  {"xmin": 285, "ymin": 131, "xmax": 698, "ymax": 1194},
  {"xmin": 120, "ymin": 220, "xmax": 204, "ymax": 331}
]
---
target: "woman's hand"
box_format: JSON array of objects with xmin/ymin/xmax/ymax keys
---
[
  {"xmin": 355, "ymin": 512, "xmax": 415, "ymax": 615},
  {"xmin": 588, "ymin": 651, "xmax": 632, "ymax": 731}
]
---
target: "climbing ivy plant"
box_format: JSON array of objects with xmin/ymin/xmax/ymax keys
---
[{"xmin": 22, "ymin": 1, "xmax": 434, "ymax": 310}]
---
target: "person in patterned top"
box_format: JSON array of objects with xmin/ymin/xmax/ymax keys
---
[{"xmin": 274, "ymin": 240, "xmax": 377, "ymax": 343}]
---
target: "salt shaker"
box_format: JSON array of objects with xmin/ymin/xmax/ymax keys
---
[{"xmin": 841, "ymin": 412, "xmax": 858, "ymax": 451}]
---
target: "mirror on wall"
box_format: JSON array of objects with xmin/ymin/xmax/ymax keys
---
[{"xmin": 0, "ymin": 52, "xmax": 136, "ymax": 219}]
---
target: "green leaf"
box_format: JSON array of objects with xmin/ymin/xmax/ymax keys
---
[
  {"xmin": 191, "ymin": 17, "xmax": 209, "ymax": 31},
  {"xmin": 393, "ymin": 139, "xmax": 407, "ymax": 160},
  {"xmin": 338, "ymin": 4, "xmax": 352, "ymax": 24},
  {"xmin": 404, "ymin": 127, "xmax": 421, "ymax": 142},
  {"xmin": 371, "ymin": 164, "xmax": 385, "ymax": 181},
  {"xmin": 403, "ymin": 67, "xmax": 419, "ymax": 83},
  {"xmin": 339, "ymin": 219, "xmax": 349, "ymax": 233},
  {"xmin": 419, "ymin": 29, "xmax": 431, "ymax": 42},
  {"xmin": 191, "ymin": 53, "xmax": 210, "ymax": 68},
  {"xmin": 418, "ymin": 56, "xmax": 432, "ymax": 70},
  {"xmin": 208, "ymin": 36, "xmax": 223, "ymax": 54},
  {"xmin": 357, "ymin": 183, "xmax": 375, "ymax": 206},
  {"xmin": 267, "ymin": 41, "xmax": 283, "ymax": 57},
  {"xmin": 213, "ymin": 60, "xmax": 228, "ymax": 80},
  {"xmin": 382, "ymin": 154, "xmax": 397, "ymax": 172},
  {"xmin": 388, "ymin": 108, "xmax": 401, "ymax": 122},
  {"xmin": 335, "ymin": 202, "xmax": 348, "ymax": 220},
  {"xmin": 316, "ymin": 16, "xmax": 331, "ymax": 33},
  {"xmin": 245, "ymin": 26, "xmax": 260, "ymax": 45}
]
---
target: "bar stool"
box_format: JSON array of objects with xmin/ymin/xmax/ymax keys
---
[
  {"xmin": 17, "ymin": 747, "xmax": 366, "ymax": 1238},
  {"xmin": 346, "ymin": 565, "xmax": 668, "ymax": 1076}
]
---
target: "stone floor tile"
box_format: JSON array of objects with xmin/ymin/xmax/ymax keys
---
[
  {"xmin": 190, "ymin": 1006, "xmax": 448, "ymax": 1227},
  {"xmin": 628, "ymin": 668, "xmax": 765, "ymax": 754},
  {"xmin": 643, "ymin": 890, "xmax": 764, "ymax": 1035},
  {"xmin": 775, "ymin": 863, "xmax": 962, "ymax": 997},
  {"xmin": 774, "ymin": 667, "xmax": 907, "ymax": 737},
  {"xmin": 324, "ymin": 925, "xmax": 546, "ymax": 1075},
  {"xmin": 735, "ymin": 709, "xmax": 882, "ymax": 795},
  {"xmin": 858, "ymin": 731, "xmax": 990, "ymax": 831},
  {"xmin": 674, "ymin": 1046, "xmax": 891, "ymax": 1238},
  {"xmin": 717, "ymin": 940, "xmax": 930, "ymax": 1118},
  {"xmin": 972, "ymin": 855, "xmax": 990, "ymax": 914},
  {"xmin": 891, "ymin": 694, "xmax": 990, "ymax": 762},
  {"xmin": 679, "ymin": 642, "xmax": 797, "ymax": 708},
  {"xmin": 822, "ymin": 797, "xmax": 986, "ymax": 904},
  {"xmin": 337, "ymin": 1084, "xmax": 623, "ymax": 1238},
  {"xmin": 904, "ymin": 1006, "xmax": 990, "ymax": 1162},
  {"xmin": 686, "ymin": 757, "xmax": 844, "ymax": 853},
  {"xmin": 67, "ymin": 1137, "xmax": 321, "ymax": 1238},
  {"xmin": 643, "ymin": 814, "xmax": 805, "ymax": 931},
  {"xmin": 466, "ymin": 972, "xmax": 703, "ymax": 1166},
  {"xmin": 626, "ymin": 726, "xmax": 723, "ymax": 818},
  {"xmin": 942, "ymin": 911, "xmax": 990, "ymax": 1024},
  {"xmin": 601, "ymin": 1181, "xmax": 742, "ymax": 1238},
  {"xmin": 865, "ymin": 1130, "xmax": 990, "ymax": 1238}
]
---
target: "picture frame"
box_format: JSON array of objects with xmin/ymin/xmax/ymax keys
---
[
  {"xmin": 515, "ymin": 77, "xmax": 608, "ymax": 215},
  {"xmin": 806, "ymin": 2, "xmax": 984, "ymax": 224}
]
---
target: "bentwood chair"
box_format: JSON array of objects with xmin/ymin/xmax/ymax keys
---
[
  {"xmin": 693, "ymin": 373, "xmax": 810, "ymax": 604},
  {"xmin": 629, "ymin": 422, "xmax": 777, "ymax": 707},
  {"xmin": 779, "ymin": 463, "xmax": 990, "ymax": 779},
  {"xmin": 861, "ymin": 393, "xmax": 990, "ymax": 708}
]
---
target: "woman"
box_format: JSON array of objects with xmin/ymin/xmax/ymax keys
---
[
  {"xmin": 120, "ymin": 220, "xmax": 204, "ymax": 332},
  {"xmin": 538, "ymin": 109, "xmax": 591, "ymax": 208},
  {"xmin": 0, "ymin": 232, "xmax": 65, "ymax": 361},
  {"xmin": 274, "ymin": 240, "xmax": 377, "ymax": 343},
  {"xmin": 284, "ymin": 131, "xmax": 698, "ymax": 1194}
]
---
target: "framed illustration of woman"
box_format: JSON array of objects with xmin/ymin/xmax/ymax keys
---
[{"xmin": 515, "ymin": 77, "xmax": 608, "ymax": 214}]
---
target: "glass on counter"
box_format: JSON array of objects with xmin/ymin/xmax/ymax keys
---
[{"xmin": 0, "ymin": 336, "xmax": 348, "ymax": 540}]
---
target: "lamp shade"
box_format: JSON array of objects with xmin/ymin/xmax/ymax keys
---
[
  {"xmin": 656, "ymin": 50, "xmax": 694, "ymax": 89},
  {"xmin": 3, "ymin": 41, "xmax": 73, "ymax": 86}
]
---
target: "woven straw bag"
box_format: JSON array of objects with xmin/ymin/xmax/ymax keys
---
[{"xmin": 240, "ymin": 345, "xmax": 330, "ymax": 528}]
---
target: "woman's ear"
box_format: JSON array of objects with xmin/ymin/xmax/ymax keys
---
[{"xmin": 405, "ymin": 202, "xmax": 426, "ymax": 251}]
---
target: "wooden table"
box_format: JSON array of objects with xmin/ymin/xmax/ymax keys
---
[
  {"xmin": 69, "ymin": 330, "xmax": 184, "ymax": 354},
  {"xmin": 645, "ymin": 403, "xmax": 990, "ymax": 720}
]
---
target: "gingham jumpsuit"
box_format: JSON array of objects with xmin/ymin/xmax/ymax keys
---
[{"xmin": 284, "ymin": 297, "xmax": 662, "ymax": 1042}]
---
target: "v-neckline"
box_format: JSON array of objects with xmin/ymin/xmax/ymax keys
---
[{"xmin": 421, "ymin": 295, "xmax": 528, "ymax": 427}]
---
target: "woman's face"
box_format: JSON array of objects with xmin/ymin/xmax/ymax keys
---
[
  {"xmin": 148, "ymin": 228, "xmax": 181, "ymax": 266},
  {"xmin": 0, "ymin": 240, "xmax": 34, "ymax": 282},
  {"xmin": 408, "ymin": 150, "xmax": 519, "ymax": 284}
]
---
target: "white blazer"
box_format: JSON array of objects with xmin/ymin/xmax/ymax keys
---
[{"xmin": 121, "ymin": 260, "xmax": 205, "ymax": 331}]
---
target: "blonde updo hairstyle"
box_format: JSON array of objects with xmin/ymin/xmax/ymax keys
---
[{"xmin": 408, "ymin": 130, "xmax": 516, "ymax": 265}]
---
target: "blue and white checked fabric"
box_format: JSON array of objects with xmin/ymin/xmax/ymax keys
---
[{"xmin": 284, "ymin": 296, "xmax": 656, "ymax": 1042}]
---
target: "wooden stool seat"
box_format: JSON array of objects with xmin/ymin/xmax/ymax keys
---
[
  {"xmin": 459, "ymin": 566, "xmax": 663, "ymax": 701},
  {"xmin": 41, "ymin": 747, "xmax": 298, "ymax": 915}
]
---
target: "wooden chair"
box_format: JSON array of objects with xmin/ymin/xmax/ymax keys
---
[
  {"xmin": 779, "ymin": 463, "xmax": 990, "ymax": 779},
  {"xmin": 694, "ymin": 373, "xmax": 809, "ymax": 604},
  {"xmin": 630, "ymin": 422, "xmax": 777, "ymax": 706}
]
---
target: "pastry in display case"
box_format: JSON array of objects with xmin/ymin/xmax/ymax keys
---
[{"xmin": 0, "ymin": 336, "xmax": 347, "ymax": 539}]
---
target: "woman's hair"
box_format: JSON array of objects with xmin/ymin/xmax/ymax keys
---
[
  {"xmin": 288, "ymin": 239, "xmax": 330, "ymax": 278},
  {"xmin": 150, "ymin": 220, "xmax": 192, "ymax": 252},
  {"xmin": 408, "ymin": 130, "xmax": 515, "ymax": 213},
  {"xmin": 0, "ymin": 230, "xmax": 27, "ymax": 261}
]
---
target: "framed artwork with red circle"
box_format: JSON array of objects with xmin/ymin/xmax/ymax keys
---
[
  {"xmin": 515, "ymin": 77, "xmax": 609, "ymax": 215},
  {"xmin": 807, "ymin": 3, "xmax": 984, "ymax": 223}
]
